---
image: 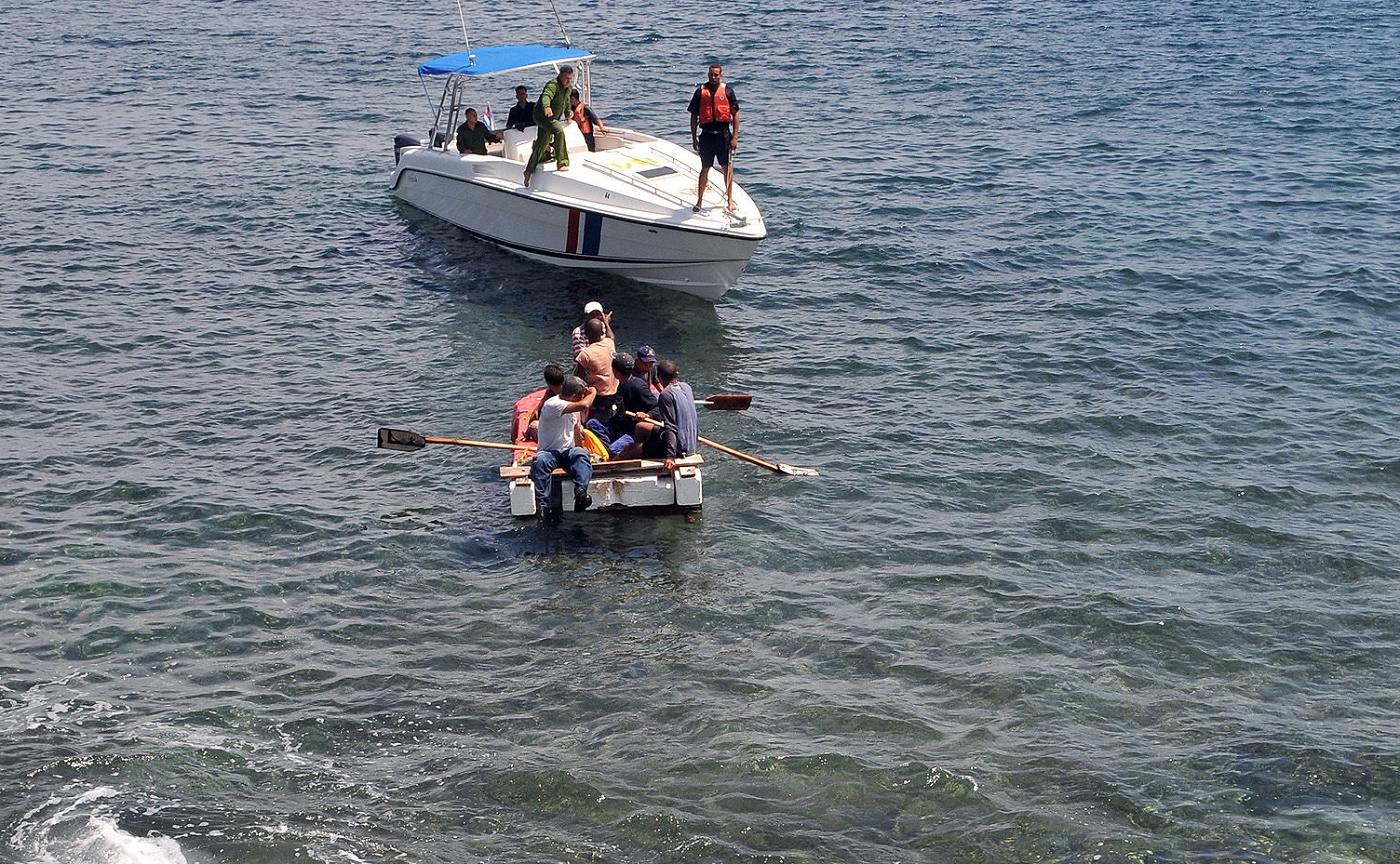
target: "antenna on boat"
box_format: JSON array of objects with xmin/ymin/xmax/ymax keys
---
[
  {"xmin": 454, "ymin": 0, "xmax": 473, "ymax": 61},
  {"xmin": 547, "ymin": 0, "xmax": 571, "ymax": 46}
]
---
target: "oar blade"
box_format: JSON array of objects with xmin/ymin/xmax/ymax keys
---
[
  {"xmin": 378, "ymin": 427, "xmax": 427, "ymax": 452},
  {"xmin": 700, "ymin": 393, "xmax": 752, "ymax": 411},
  {"xmin": 778, "ymin": 463, "xmax": 820, "ymax": 476}
]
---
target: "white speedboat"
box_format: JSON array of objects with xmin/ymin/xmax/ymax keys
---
[{"xmin": 390, "ymin": 44, "xmax": 767, "ymax": 301}]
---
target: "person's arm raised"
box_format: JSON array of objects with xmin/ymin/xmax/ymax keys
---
[{"xmin": 561, "ymin": 386, "xmax": 597, "ymax": 414}]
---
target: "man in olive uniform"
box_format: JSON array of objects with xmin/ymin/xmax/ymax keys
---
[
  {"xmin": 524, "ymin": 65, "xmax": 575, "ymax": 187},
  {"xmin": 454, "ymin": 108, "xmax": 500, "ymax": 155}
]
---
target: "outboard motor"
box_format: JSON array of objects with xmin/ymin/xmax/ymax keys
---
[{"xmin": 394, "ymin": 133, "xmax": 424, "ymax": 164}]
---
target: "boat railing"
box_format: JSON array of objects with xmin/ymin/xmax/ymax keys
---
[
  {"xmin": 644, "ymin": 144, "xmax": 702, "ymax": 180},
  {"xmin": 641, "ymin": 139, "xmax": 737, "ymax": 213},
  {"xmin": 586, "ymin": 132, "xmax": 739, "ymax": 214},
  {"xmin": 582, "ymin": 159, "xmax": 693, "ymax": 210}
]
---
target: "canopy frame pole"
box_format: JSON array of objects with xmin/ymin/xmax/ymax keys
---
[
  {"xmin": 454, "ymin": 0, "xmax": 472, "ymax": 58},
  {"xmin": 549, "ymin": 0, "xmax": 571, "ymax": 47},
  {"xmin": 427, "ymin": 78, "xmax": 455, "ymax": 149},
  {"xmin": 418, "ymin": 75, "xmax": 440, "ymax": 144},
  {"xmin": 446, "ymin": 77, "xmax": 469, "ymax": 146}
]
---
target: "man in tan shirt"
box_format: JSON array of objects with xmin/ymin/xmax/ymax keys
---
[{"xmin": 573, "ymin": 318, "xmax": 618, "ymax": 420}]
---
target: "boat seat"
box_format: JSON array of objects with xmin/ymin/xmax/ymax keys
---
[
  {"xmin": 441, "ymin": 137, "xmax": 508, "ymax": 158},
  {"xmin": 499, "ymin": 123, "xmax": 590, "ymax": 163},
  {"xmin": 501, "ymin": 128, "xmax": 534, "ymax": 161},
  {"xmin": 562, "ymin": 122, "xmax": 587, "ymax": 158},
  {"xmin": 591, "ymin": 130, "xmax": 623, "ymax": 151}
]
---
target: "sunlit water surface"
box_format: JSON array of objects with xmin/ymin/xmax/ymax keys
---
[{"xmin": 3, "ymin": 1, "xmax": 1399, "ymax": 862}]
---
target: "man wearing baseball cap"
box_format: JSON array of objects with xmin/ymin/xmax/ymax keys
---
[
  {"xmin": 570, "ymin": 300, "xmax": 612, "ymax": 359},
  {"xmin": 635, "ymin": 344, "xmax": 659, "ymax": 391}
]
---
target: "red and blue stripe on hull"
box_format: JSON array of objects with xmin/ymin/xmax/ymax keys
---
[{"xmin": 565, "ymin": 209, "xmax": 603, "ymax": 257}]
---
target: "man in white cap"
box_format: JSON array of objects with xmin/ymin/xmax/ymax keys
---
[{"xmin": 570, "ymin": 300, "xmax": 612, "ymax": 359}]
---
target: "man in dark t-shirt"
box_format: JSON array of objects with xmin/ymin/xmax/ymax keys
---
[
  {"xmin": 506, "ymin": 85, "xmax": 535, "ymax": 131},
  {"xmin": 606, "ymin": 352, "xmax": 659, "ymax": 459}
]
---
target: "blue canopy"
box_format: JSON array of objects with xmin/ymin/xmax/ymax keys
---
[{"xmin": 417, "ymin": 44, "xmax": 593, "ymax": 77}]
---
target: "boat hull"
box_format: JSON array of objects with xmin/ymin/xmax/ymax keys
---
[{"xmin": 390, "ymin": 131, "xmax": 764, "ymax": 300}]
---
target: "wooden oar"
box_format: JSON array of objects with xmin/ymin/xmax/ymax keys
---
[
  {"xmin": 378, "ymin": 427, "xmax": 532, "ymax": 454},
  {"xmin": 379, "ymin": 392, "xmax": 748, "ymax": 455},
  {"xmin": 697, "ymin": 393, "xmax": 751, "ymax": 410},
  {"xmin": 625, "ymin": 412, "xmax": 818, "ymax": 476},
  {"xmin": 697, "ymin": 434, "xmax": 818, "ymax": 476}
]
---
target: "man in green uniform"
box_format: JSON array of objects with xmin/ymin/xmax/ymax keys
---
[
  {"xmin": 523, "ymin": 65, "xmax": 574, "ymax": 188},
  {"xmin": 454, "ymin": 108, "xmax": 500, "ymax": 155}
]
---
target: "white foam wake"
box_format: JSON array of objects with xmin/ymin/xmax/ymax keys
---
[{"xmin": 11, "ymin": 787, "xmax": 191, "ymax": 864}]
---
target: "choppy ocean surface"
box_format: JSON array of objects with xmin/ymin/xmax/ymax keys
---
[{"xmin": 4, "ymin": 0, "xmax": 1399, "ymax": 862}]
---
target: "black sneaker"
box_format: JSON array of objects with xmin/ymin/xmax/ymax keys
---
[{"xmin": 573, "ymin": 492, "xmax": 592, "ymax": 512}]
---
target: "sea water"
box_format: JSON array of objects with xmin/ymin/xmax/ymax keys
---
[{"xmin": 3, "ymin": 0, "xmax": 1399, "ymax": 862}]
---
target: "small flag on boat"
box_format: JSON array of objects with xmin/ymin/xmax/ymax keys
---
[{"xmin": 482, "ymin": 103, "xmax": 494, "ymax": 131}]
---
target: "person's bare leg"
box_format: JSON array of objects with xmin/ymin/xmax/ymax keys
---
[{"xmin": 694, "ymin": 166, "xmax": 710, "ymax": 212}]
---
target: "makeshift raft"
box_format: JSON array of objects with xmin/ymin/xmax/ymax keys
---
[{"xmin": 504, "ymin": 388, "xmax": 703, "ymax": 517}]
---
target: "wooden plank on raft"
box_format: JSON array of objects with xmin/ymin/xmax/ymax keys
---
[{"xmin": 498, "ymin": 454, "xmax": 703, "ymax": 479}]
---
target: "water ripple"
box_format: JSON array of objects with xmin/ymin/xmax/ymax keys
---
[{"xmin": 4, "ymin": 0, "xmax": 1400, "ymax": 862}]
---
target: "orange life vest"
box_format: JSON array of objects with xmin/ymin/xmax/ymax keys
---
[
  {"xmin": 573, "ymin": 105, "xmax": 592, "ymax": 134},
  {"xmin": 697, "ymin": 83, "xmax": 733, "ymax": 125}
]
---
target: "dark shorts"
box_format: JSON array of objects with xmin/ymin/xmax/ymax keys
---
[
  {"xmin": 640, "ymin": 425, "xmax": 666, "ymax": 459},
  {"xmin": 697, "ymin": 131, "xmax": 731, "ymax": 170}
]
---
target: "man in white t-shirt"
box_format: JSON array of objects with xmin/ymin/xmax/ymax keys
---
[{"xmin": 530, "ymin": 375, "xmax": 597, "ymax": 516}]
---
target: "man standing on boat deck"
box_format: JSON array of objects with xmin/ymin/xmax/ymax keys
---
[
  {"xmin": 530, "ymin": 375, "xmax": 596, "ymax": 516},
  {"xmin": 688, "ymin": 64, "xmax": 740, "ymax": 213},
  {"xmin": 506, "ymin": 85, "xmax": 535, "ymax": 131},
  {"xmin": 524, "ymin": 65, "xmax": 575, "ymax": 188},
  {"xmin": 570, "ymin": 91, "xmax": 606, "ymax": 152}
]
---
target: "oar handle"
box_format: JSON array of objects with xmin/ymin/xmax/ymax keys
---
[
  {"xmin": 424, "ymin": 436, "xmax": 531, "ymax": 452},
  {"xmin": 625, "ymin": 412, "xmax": 787, "ymax": 475}
]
